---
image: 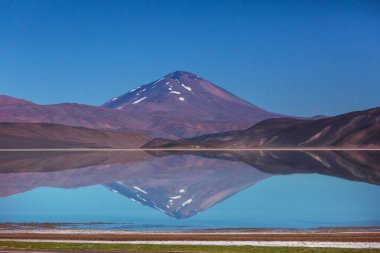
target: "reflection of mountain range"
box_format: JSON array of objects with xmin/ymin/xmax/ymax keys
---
[
  {"xmin": 0, "ymin": 152, "xmax": 268, "ymax": 218},
  {"xmin": 145, "ymin": 107, "xmax": 380, "ymax": 148},
  {"xmin": 150, "ymin": 150, "xmax": 380, "ymax": 186},
  {"xmin": 0, "ymin": 150, "xmax": 379, "ymax": 218}
]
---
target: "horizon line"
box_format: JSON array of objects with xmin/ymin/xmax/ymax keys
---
[{"xmin": 0, "ymin": 147, "xmax": 379, "ymax": 152}]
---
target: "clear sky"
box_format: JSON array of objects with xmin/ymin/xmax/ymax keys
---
[{"xmin": 0, "ymin": 0, "xmax": 379, "ymax": 116}]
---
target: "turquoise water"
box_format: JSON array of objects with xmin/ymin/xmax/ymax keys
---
[{"xmin": 0, "ymin": 151, "xmax": 379, "ymax": 230}]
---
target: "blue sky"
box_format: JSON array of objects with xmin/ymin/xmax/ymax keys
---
[{"xmin": 0, "ymin": 0, "xmax": 379, "ymax": 116}]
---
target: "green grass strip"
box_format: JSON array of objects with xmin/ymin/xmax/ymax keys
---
[{"xmin": 0, "ymin": 241, "xmax": 380, "ymax": 253}]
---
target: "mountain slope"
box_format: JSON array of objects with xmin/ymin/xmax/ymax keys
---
[
  {"xmin": 0, "ymin": 95, "xmax": 153, "ymax": 132},
  {"xmin": 144, "ymin": 107, "xmax": 380, "ymax": 148},
  {"xmin": 0, "ymin": 123, "xmax": 150, "ymax": 148}
]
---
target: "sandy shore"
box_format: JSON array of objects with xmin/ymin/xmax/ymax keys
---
[
  {"xmin": 2, "ymin": 227, "xmax": 380, "ymax": 249},
  {"xmin": 1, "ymin": 239, "xmax": 380, "ymax": 249},
  {"xmin": 1, "ymin": 229, "xmax": 380, "ymax": 243}
]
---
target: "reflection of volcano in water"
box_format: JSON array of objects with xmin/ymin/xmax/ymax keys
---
[
  {"xmin": 0, "ymin": 150, "xmax": 379, "ymax": 219},
  {"xmin": 0, "ymin": 151, "xmax": 270, "ymax": 218},
  {"xmin": 103, "ymin": 154, "xmax": 269, "ymax": 218}
]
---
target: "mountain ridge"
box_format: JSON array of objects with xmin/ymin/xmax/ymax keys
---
[
  {"xmin": 144, "ymin": 106, "xmax": 380, "ymax": 148},
  {"xmin": 0, "ymin": 95, "xmax": 35, "ymax": 106}
]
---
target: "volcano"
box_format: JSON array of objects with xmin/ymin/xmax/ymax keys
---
[
  {"xmin": 101, "ymin": 71, "xmax": 284, "ymax": 137},
  {"xmin": 103, "ymin": 71, "xmax": 281, "ymax": 121}
]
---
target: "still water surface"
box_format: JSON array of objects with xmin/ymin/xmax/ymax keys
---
[{"xmin": 0, "ymin": 151, "xmax": 379, "ymax": 230}]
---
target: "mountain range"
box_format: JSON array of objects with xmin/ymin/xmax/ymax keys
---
[
  {"xmin": 0, "ymin": 71, "xmax": 379, "ymax": 148},
  {"xmin": 0, "ymin": 71, "xmax": 282, "ymax": 140},
  {"xmin": 145, "ymin": 107, "xmax": 380, "ymax": 149}
]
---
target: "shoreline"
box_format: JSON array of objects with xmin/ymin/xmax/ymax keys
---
[
  {"xmin": 2, "ymin": 227, "xmax": 380, "ymax": 250},
  {"xmin": 2, "ymin": 224, "xmax": 380, "ymax": 233},
  {"xmin": 1, "ymin": 239, "xmax": 380, "ymax": 249},
  {"xmin": 0, "ymin": 147, "xmax": 380, "ymax": 152},
  {"xmin": 1, "ymin": 229, "xmax": 380, "ymax": 243}
]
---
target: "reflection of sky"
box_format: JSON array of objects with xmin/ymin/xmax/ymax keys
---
[{"xmin": 1, "ymin": 174, "xmax": 379, "ymax": 229}]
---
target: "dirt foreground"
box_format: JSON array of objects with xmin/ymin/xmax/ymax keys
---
[{"xmin": 1, "ymin": 229, "xmax": 380, "ymax": 242}]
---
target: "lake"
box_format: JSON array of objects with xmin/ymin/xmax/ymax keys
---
[{"xmin": 0, "ymin": 150, "xmax": 379, "ymax": 231}]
